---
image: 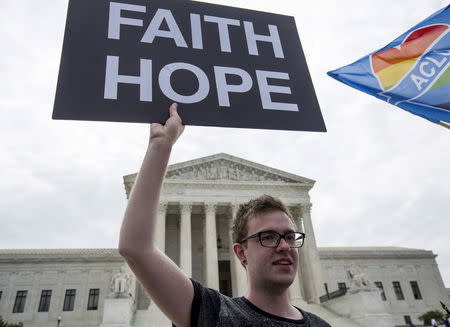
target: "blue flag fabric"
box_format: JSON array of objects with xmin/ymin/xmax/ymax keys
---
[{"xmin": 328, "ymin": 5, "xmax": 450, "ymax": 125}]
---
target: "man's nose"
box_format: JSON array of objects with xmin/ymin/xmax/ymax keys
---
[{"xmin": 276, "ymin": 237, "xmax": 290, "ymax": 250}]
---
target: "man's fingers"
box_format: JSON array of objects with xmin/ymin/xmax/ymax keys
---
[
  {"xmin": 169, "ymin": 103, "xmax": 179, "ymax": 118},
  {"xmin": 149, "ymin": 104, "xmax": 184, "ymax": 143},
  {"xmin": 150, "ymin": 122, "xmax": 163, "ymax": 130},
  {"xmin": 167, "ymin": 102, "xmax": 183, "ymax": 131}
]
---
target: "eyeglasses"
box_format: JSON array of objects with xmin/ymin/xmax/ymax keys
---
[{"xmin": 239, "ymin": 231, "xmax": 305, "ymax": 248}]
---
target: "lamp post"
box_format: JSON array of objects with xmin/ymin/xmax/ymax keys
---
[{"xmin": 57, "ymin": 316, "xmax": 61, "ymax": 327}]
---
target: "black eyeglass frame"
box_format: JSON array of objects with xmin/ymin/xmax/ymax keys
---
[{"xmin": 239, "ymin": 230, "xmax": 306, "ymax": 248}]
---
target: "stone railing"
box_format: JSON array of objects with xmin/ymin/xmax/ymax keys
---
[{"xmin": 319, "ymin": 288, "xmax": 347, "ymax": 303}]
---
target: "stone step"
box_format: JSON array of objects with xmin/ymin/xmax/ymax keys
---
[
  {"xmin": 298, "ymin": 302, "xmax": 364, "ymax": 327},
  {"xmin": 132, "ymin": 308, "xmax": 170, "ymax": 327}
]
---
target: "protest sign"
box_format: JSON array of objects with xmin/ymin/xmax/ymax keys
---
[{"xmin": 53, "ymin": 0, "xmax": 326, "ymax": 131}]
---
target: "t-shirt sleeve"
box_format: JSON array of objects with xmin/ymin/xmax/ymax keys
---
[{"xmin": 190, "ymin": 279, "xmax": 221, "ymax": 327}]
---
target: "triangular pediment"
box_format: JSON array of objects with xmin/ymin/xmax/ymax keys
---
[{"xmin": 165, "ymin": 153, "xmax": 314, "ymax": 184}]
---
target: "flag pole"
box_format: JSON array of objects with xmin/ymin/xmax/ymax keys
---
[
  {"xmin": 441, "ymin": 301, "xmax": 450, "ymax": 315},
  {"xmin": 439, "ymin": 121, "xmax": 450, "ymax": 130}
]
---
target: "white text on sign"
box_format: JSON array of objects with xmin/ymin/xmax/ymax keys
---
[{"xmin": 103, "ymin": 2, "xmax": 299, "ymax": 112}]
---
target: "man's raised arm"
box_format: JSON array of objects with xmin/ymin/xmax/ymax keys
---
[{"xmin": 118, "ymin": 103, "xmax": 193, "ymax": 327}]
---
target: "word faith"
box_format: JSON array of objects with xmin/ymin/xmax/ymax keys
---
[{"xmin": 108, "ymin": 2, "xmax": 285, "ymax": 58}]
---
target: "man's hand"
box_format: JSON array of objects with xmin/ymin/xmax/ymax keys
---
[{"xmin": 150, "ymin": 103, "xmax": 185, "ymax": 147}]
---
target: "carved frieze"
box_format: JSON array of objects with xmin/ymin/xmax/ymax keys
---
[
  {"xmin": 0, "ymin": 272, "xmax": 8, "ymax": 282},
  {"xmin": 65, "ymin": 270, "xmax": 82, "ymax": 282},
  {"xmin": 18, "ymin": 272, "xmax": 33, "ymax": 282},
  {"xmin": 41, "ymin": 271, "xmax": 58, "ymax": 283},
  {"xmin": 166, "ymin": 159, "xmax": 298, "ymax": 183}
]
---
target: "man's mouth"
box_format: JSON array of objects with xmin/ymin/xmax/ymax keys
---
[{"xmin": 272, "ymin": 259, "xmax": 293, "ymax": 266}]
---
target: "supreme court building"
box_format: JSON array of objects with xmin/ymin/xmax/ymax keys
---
[{"xmin": 0, "ymin": 153, "xmax": 448, "ymax": 327}]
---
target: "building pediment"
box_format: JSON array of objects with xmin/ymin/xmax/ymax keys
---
[
  {"xmin": 165, "ymin": 153, "xmax": 314, "ymax": 184},
  {"xmin": 123, "ymin": 153, "xmax": 314, "ymax": 197}
]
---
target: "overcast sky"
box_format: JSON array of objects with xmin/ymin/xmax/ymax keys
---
[{"xmin": 1, "ymin": 0, "xmax": 449, "ymax": 289}]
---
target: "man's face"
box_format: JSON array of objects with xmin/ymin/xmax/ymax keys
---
[{"xmin": 243, "ymin": 210, "xmax": 299, "ymax": 291}]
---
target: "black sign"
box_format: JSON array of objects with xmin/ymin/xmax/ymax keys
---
[{"xmin": 53, "ymin": 0, "xmax": 326, "ymax": 132}]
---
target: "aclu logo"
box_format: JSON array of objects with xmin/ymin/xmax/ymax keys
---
[{"xmin": 371, "ymin": 24, "xmax": 450, "ymax": 104}]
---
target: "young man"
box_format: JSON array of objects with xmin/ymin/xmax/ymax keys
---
[{"xmin": 119, "ymin": 103, "xmax": 330, "ymax": 326}]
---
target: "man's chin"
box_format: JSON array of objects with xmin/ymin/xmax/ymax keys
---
[
  {"xmin": 271, "ymin": 264, "xmax": 296, "ymax": 277},
  {"xmin": 267, "ymin": 274, "xmax": 295, "ymax": 289}
]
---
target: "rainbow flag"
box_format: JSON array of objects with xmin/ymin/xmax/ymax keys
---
[{"xmin": 328, "ymin": 5, "xmax": 450, "ymax": 127}]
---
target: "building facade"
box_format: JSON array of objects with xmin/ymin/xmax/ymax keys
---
[
  {"xmin": 0, "ymin": 153, "xmax": 448, "ymax": 326},
  {"xmin": 319, "ymin": 247, "xmax": 449, "ymax": 326},
  {"xmin": 0, "ymin": 249, "xmax": 125, "ymax": 327}
]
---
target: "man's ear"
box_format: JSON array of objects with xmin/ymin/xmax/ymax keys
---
[{"xmin": 233, "ymin": 243, "xmax": 247, "ymax": 266}]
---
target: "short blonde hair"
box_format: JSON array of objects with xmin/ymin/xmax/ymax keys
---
[{"xmin": 231, "ymin": 195, "xmax": 295, "ymax": 245}]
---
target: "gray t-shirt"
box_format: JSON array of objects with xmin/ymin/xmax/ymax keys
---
[{"xmin": 189, "ymin": 279, "xmax": 331, "ymax": 327}]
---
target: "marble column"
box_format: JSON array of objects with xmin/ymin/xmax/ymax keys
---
[
  {"xmin": 179, "ymin": 202, "xmax": 193, "ymax": 277},
  {"xmin": 228, "ymin": 203, "xmax": 248, "ymax": 297},
  {"xmin": 288, "ymin": 206, "xmax": 304, "ymax": 302},
  {"xmin": 298, "ymin": 203, "xmax": 324, "ymax": 303},
  {"xmin": 155, "ymin": 202, "xmax": 167, "ymax": 251},
  {"xmin": 30, "ymin": 272, "xmax": 42, "ymax": 314},
  {"xmin": 204, "ymin": 202, "xmax": 219, "ymax": 289},
  {"xmin": 79, "ymin": 269, "xmax": 89, "ymax": 311}
]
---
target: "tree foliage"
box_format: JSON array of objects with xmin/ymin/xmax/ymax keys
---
[
  {"xmin": 418, "ymin": 310, "xmax": 444, "ymax": 325},
  {"xmin": 0, "ymin": 317, "xmax": 23, "ymax": 327}
]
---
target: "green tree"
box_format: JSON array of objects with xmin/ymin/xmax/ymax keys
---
[
  {"xmin": 418, "ymin": 310, "xmax": 444, "ymax": 326},
  {"xmin": 0, "ymin": 316, "xmax": 23, "ymax": 327}
]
